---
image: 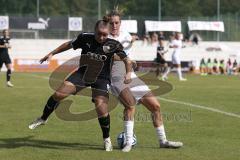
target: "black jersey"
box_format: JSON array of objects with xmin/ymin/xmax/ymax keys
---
[
  {"xmin": 233, "ymin": 61, "xmax": 238, "ymax": 68},
  {"xmin": 156, "ymin": 45, "xmax": 166, "ymax": 64},
  {"xmin": 157, "ymin": 46, "xmax": 165, "ymax": 58},
  {"xmin": 71, "ymin": 33, "xmax": 127, "ymax": 83},
  {"xmin": 0, "ymin": 36, "xmax": 10, "ymax": 54}
]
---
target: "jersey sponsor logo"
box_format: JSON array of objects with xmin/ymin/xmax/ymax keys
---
[
  {"xmin": 87, "ymin": 52, "xmax": 107, "ymax": 62},
  {"xmin": 103, "ymin": 40, "xmax": 123, "ymax": 53}
]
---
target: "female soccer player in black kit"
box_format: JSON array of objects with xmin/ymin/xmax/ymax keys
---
[
  {"xmin": 0, "ymin": 29, "xmax": 14, "ymax": 87},
  {"xmin": 29, "ymin": 20, "xmax": 132, "ymax": 152}
]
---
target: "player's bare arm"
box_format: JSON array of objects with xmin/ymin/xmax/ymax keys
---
[
  {"xmin": 113, "ymin": 55, "xmax": 136, "ymax": 67},
  {"xmin": 114, "ymin": 54, "xmax": 132, "ymax": 84},
  {"xmin": 40, "ymin": 41, "xmax": 72, "ymax": 64},
  {"xmin": 123, "ymin": 57, "xmax": 132, "ymax": 84},
  {"xmin": 0, "ymin": 44, "xmax": 7, "ymax": 48}
]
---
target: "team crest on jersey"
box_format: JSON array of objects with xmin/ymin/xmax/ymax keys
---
[
  {"xmin": 86, "ymin": 43, "xmax": 91, "ymax": 48},
  {"xmin": 103, "ymin": 40, "xmax": 123, "ymax": 54},
  {"xmin": 103, "ymin": 45, "xmax": 111, "ymax": 53}
]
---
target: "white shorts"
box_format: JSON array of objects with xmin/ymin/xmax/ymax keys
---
[
  {"xmin": 172, "ymin": 54, "xmax": 181, "ymax": 65},
  {"xmin": 110, "ymin": 72, "xmax": 151, "ymax": 102}
]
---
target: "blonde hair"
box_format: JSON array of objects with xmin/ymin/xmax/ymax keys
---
[{"xmin": 103, "ymin": 6, "xmax": 123, "ymax": 21}]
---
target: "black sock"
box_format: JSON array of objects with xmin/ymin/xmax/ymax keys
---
[
  {"xmin": 41, "ymin": 96, "xmax": 59, "ymax": 121},
  {"xmin": 7, "ymin": 69, "xmax": 11, "ymax": 81},
  {"xmin": 98, "ymin": 114, "xmax": 110, "ymax": 139}
]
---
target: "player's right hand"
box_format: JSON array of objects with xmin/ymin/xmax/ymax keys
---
[
  {"xmin": 40, "ymin": 53, "xmax": 53, "ymax": 64},
  {"xmin": 124, "ymin": 72, "xmax": 132, "ymax": 84},
  {"xmin": 4, "ymin": 44, "xmax": 11, "ymax": 48}
]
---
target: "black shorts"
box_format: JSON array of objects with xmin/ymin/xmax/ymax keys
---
[
  {"xmin": 0, "ymin": 52, "xmax": 11, "ymax": 68},
  {"xmin": 65, "ymin": 71, "xmax": 110, "ymax": 100},
  {"xmin": 156, "ymin": 57, "xmax": 166, "ymax": 64}
]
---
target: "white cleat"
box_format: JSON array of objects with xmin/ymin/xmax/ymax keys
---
[
  {"xmin": 104, "ymin": 137, "xmax": 113, "ymax": 152},
  {"xmin": 160, "ymin": 76, "xmax": 168, "ymax": 81},
  {"xmin": 6, "ymin": 81, "xmax": 14, "ymax": 87},
  {"xmin": 122, "ymin": 143, "xmax": 132, "ymax": 152},
  {"xmin": 160, "ymin": 77, "xmax": 166, "ymax": 81},
  {"xmin": 179, "ymin": 78, "xmax": 187, "ymax": 81},
  {"xmin": 160, "ymin": 140, "xmax": 183, "ymax": 149},
  {"xmin": 28, "ymin": 117, "xmax": 47, "ymax": 130}
]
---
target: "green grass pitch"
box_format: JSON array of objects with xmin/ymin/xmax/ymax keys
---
[{"xmin": 0, "ymin": 72, "xmax": 239, "ymax": 160}]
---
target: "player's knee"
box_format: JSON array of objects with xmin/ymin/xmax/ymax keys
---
[
  {"xmin": 152, "ymin": 103, "xmax": 161, "ymax": 112},
  {"xmin": 53, "ymin": 92, "xmax": 66, "ymax": 101},
  {"xmin": 94, "ymin": 97, "xmax": 108, "ymax": 108},
  {"xmin": 125, "ymin": 106, "xmax": 135, "ymax": 113},
  {"xmin": 95, "ymin": 98, "xmax": 108, "ymax": 117},
  {"xmin": 121, "ymin": 98, "xmax": 136, "ymax": 107}
]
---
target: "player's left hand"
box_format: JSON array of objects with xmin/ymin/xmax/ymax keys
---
[{"xmin": 124, "ymin": 72, "xmax": 132, "ymax": 84}]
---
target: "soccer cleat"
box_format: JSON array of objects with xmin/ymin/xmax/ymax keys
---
[
  {"xmin": 179, "ymin": 78, "xmax": 187, "ymax": 81},
  {"xmin": 160, "ymin": 76, "xmax": 168, "ymax": 81},
  {"xmin": 28, "ymin": 117, "xmax": 47, "ymax": 130},
  {"xmin": 6, "ymin": 81, "xmax": 14, "ymax": 87},
  {"xmin": 122, "ymin": 142, "xmax": 132, "ymax": 152},
  {"xmin": 104, "ymin": 137, "xmax": 113, "ymax": 152},
  {"xmin": 160, "ymin": 140, "xmax": 183, "ymax": 149}
]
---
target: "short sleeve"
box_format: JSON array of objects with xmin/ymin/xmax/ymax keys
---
[
  {"xmin": 71, "ymin": 33, "xmax": 84, "ymax": 50},
  {"xmin": 122, "ymin": 32, "xmax": 132, "ymax": 55},
  {"xmin": 116, "ymin": 50, "xmax": 127, "ymax": 59},
  {"xmin": 125, "ymin": 32, "xmax": 132, "ymax": 42},
  {"xmin": 115, "ymin": 42, "xmax": 127, "ymax": 59}
]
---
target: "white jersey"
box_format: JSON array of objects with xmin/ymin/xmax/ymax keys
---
[
  {"xmin": 108, "ymin": 30, "xmax": 133, "ymax": 77},
  {"xmin": 171, "ymin": 39, "xmax": 182, "ymax": 55},
  {"xmin": 170, "ymin": 39, "xmax": 182, "ymax": 64},
  {"xmin": 108, "ymin": 30, "xmax": 150, "ymax": 102}
]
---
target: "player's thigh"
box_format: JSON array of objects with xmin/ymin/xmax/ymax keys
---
[
  {"xmin": 119, "ymin": 87, "xmax": 136, "ymax": 107},
  {"xmin": 139, "ymin": 92, "xmax": 161, "ymax": 112},
  {"xmin": 53, "ymin": 81, "xmax": 77, "ymax": 101},
  {"xmin": 91, "ymin": 79, "xmax": 109, "ymax": 104},
  {"xmin": 172, "ymin": 55, "xmax": 180, "ymax": 65},
  {"xmin": 5, "ymin": 63, "xmax": 12, "ymax": 69}
]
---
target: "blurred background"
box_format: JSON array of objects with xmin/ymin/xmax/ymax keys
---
[
  {"xmin": 0, "ymin": 0, "xmax": 239, "ymax": 40},
  {"xmin": 0, "ymin": 0, "xmax": 240, "ymax": 74}
]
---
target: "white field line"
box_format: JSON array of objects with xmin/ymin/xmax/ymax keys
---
[{"xmin": 158, "ymin": 97, "xmax": 240, "ymax": 119}]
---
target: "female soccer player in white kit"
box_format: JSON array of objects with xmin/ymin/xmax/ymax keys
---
[
  {"xmin": 162, "ymin": 32, "xmax": 187, "ymax": 81},
  {"xmin": 105, "ymin": 9, "xmax": 183, "ymax": 152}
]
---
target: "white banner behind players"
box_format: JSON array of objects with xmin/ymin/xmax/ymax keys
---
[
  {"xmin": 120, "ymin": 20, "xmax": 138, "ymax": 33},
  {"xmin": 0, "ymin": 16, "xmax": 9, "ymax": 30},
  {"xmin": 188, "ymin": 21, "xmax": 225, "ymax": 32},
  {"xmin": 145, "ymin": 21, "xmax": 181, "ymax": 32},
  {"xmin": 68, "ymin": 17, "xmax": 82, "ymax": 31}
]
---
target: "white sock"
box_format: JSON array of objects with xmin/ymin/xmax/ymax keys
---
[
  {"xmin": 124, "ymin": 121, "xmax": 134, "ymax": 144},
  {"xmin": 177, "ymin": 67, "xmax": 183, "ymax": 79},
  {"xmin": 155, "ymin": 125, "xmax": 167, "ymax": 143},
  {"xmin": 163, "ymin": 67, "xmax": 170, "ymax": 78},
  {"xmin": 104, "ymin": 137, "xmax": 111, "ymax": 142}
]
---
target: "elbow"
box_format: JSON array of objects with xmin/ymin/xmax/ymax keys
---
[{"xmin": 126, "ymin": 59, "xmax": 132, "ymax": 65}]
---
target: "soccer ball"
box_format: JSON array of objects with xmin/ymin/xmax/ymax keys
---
[{"xmin": 117, "ymin": 132, "xmax": 137, "ymax": 149}]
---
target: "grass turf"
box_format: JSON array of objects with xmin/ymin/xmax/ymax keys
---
[{"xmin": 0, "ymin": 72, "xmax": 239, "ymax": 160}]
